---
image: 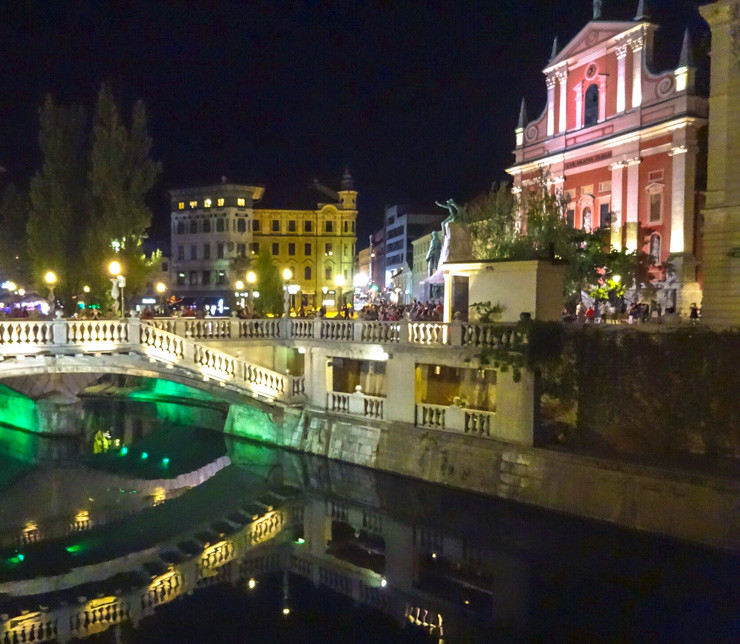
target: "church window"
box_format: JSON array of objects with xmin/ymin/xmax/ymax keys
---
[
  {"xmin": 584, "ymin": 84, "xmax": 599, "ymax": 127},
  {"xmin": 649, "ymin": 233, "xmax": 661, "ymax": 264}
]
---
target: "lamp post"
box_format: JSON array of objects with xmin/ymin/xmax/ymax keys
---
[
  {"xmin": 334, "ymin": 274, "xmax": 346, "ymax": 317},
  {"xmin": 155, "ymin": 281, "xmax": 167, "ymax": 315},
  {"xmin": 282, "ymin": 268, "xmax": 293, "ymax": 318},
  {"xmin": 246, "ymin": 271, "xmax": 256, "ymax": 315},
  {"xmin": 108, "ymin": 261, "xmax": 125, "ymax": 317},
  {"xmin": 44, "ymin": 271, "xmax": 57, "ymax": 314}
]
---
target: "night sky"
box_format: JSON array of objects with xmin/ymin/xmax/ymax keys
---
[{"xmin": 0, "ymin": 0, "xmax": 706, "ymax": 245}]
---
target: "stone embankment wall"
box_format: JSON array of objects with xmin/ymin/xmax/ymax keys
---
[{"xmin": 225, "ymin": 404, "xmax": 739, "ymax": 551}]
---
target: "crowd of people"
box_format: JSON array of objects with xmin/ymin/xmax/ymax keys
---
[{"xmin": 563, "ymin": 299, "xmax": 697, "ymax": 325}]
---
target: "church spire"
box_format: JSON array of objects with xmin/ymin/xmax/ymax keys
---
[
  {"xmin": 517, "ymin": 98, "xmax": 528, "ymax": 130},
  {"xmin": 340, "ymin": 167, "xmax": 354, "ymax": 191},
  {"xmin": 634, "ymin": 0, "xmax": 650, "ymax": 21},
  {"xmin": 679, "ymin": 28, "xmax": 694, "ymax": 68},
  {"xmin": 549, "ymin": 36, "xmax": 559, "ymax": 62}
]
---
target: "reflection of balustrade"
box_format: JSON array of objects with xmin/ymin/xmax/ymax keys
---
[
  {"xmin": 247, "ymin": 510, "xmax": 285, "ymax": 546},
  {"xmin": 69, "ymin": 597, "xmax": 128, "ymax": 640},
  {"xmin": 200, "ymin": 540, "xmax": 236, "ymax": 573}
]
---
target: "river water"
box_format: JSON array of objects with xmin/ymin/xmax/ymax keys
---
[{"xmin": 0, "ymin": 396, "xmax": 737, "ymax": 643}]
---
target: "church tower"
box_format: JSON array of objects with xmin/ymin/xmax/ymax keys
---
[
  {"xmin": 337, "ymin": 167, "xmax": 357, "ymax": 210},
  {"xmin": 698, "ymin": 0, "xmax": 740, "ymax": 326}
]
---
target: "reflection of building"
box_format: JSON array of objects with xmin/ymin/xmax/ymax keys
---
[
  {"xmin": 507, "ymin": 5, "xmax": 707, "ymax": 312},
  {"xmin": 698, "ymin": 1, "xmax": 740, "ymax": 327},
  {"xmin": 170, "ymin": 172, "xmax": 358, "ymax": 309}
]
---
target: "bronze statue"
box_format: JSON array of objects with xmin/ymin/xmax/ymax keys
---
[
  {"xmin": 425, "ymin": 230, "xmax": 442, "ymax": 275},
  {"xmin": 435, "ymin": 198, "xmax": 463, "ymax": 225}
]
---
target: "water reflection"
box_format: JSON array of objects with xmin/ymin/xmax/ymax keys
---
[{"xmin": 0, "ymin": 397, "xmax": 737, "ymax": 643}]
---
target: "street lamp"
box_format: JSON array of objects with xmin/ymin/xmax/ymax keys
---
[
  {"xmin": 155, "ymin": 282, "xmax": 167, "ymax": 314},
  {"xmin": 44, "ymin": 271, "xmax": 57, "ymax": 314},
  {"xmin": 334, "ymin": 274, "xmax": 346, "ymax": 316},
  {"xmin": 108, "ymin": 261, "xmax": 125, "ymax": 317}
]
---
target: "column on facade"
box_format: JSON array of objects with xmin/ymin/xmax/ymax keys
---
[
  {"xmin": 630, "ymin": 38, "xmax": 644, "ymax": 108},
  {"xmin": 625, "ymin": 158, "xmax": 641, "ymax": 252},
  {"xmin": 609, "ymin": 161, "xmax": 625, "ymax": 250},
  {"xmin": 557, "ymin": 69, "xmax": 568, "ymax": 133},
  {"xmin": 546, "ymin": 75, "xmax": 556, "ymax": 136},
  {"xmin": 616, "ymin": 45, "xmax": 628, "ymax": 113},
  {"xmin": 574, "ymin": 83, "xmax": 583, "ymax": 129}
]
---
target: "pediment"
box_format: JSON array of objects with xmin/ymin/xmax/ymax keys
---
[{"xmin": 546, "ymin": 21, "xmax": 640, "ymax": 70}]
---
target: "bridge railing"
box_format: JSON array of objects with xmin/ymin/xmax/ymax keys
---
[{"xmin": 143, "ymin": 316, "xmax": 525, "ymax": 349}]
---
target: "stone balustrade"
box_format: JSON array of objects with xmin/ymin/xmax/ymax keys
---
[
  {"xmin": 326, "ymin": 391, "xmax": 385, "ymax": 420},
  {"xmin": 416, "ymin": 403, "xmax": 496, "ymax": 438}
]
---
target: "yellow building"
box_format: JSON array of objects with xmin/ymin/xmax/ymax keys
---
[{"xmin": 170, "ymin": 171, "xmax": 357, "ymax": 310}]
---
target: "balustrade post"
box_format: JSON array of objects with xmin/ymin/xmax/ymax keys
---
[
  {"xmin": 230, "ymin": 317, "xmax": 241, "ymax": 339},
  {"xmin": 127, "ymin": 317, "xmax": 141, "ymax": 348},
  {"xmin": 353, "ymin": 320, "xmax": 365, "ymax": 342},
  {"xmin": 313, "ymin": 317, "xmax": 323, "ymax": 340},
  {"xmin": 449, "ymin": 319, "xmax": 463, "ymax": 346},
  {"xmin": 278, "ymin": 316, "xmax": 290, "ymax": 340},
  {"xmin": 51, "ymin": 318, "xmax": 67, "ymax": 347},
  {"xmin": 398, "ymin": 318, "xmax": 410, "ymax": 345}
]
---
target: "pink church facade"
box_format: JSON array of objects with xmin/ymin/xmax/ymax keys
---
[{"xmin": 507, "ymin": 11, "xmax": 707, "ymax": 310}]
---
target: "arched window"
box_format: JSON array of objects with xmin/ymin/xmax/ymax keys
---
[
  {"xmin": 649, "ymin": 233, "xmax": 661, "ymax": 265},
  {"xmin": 584, "ymin": 84, "xmax": 599, "ymax": 127},
  {"xmin": 582, "ymin": 207, "xmax": 592, "ymax": 232},
  {"xmin": 304, "ymin": 266, "xmax": 312, "ymax": 280}
]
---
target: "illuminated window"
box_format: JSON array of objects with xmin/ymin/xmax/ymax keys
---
[
  {"xmin": 204, "ymin": 198, "xmax": 212, "ymax": 208},
  {"xmin": 237, "ymin": 198, "xmax": 246, "ymax": 207},
  {"xmin": 272, "ymin": 242, "xmax": 279, "ymax": 255},
  {"xmin": 288, "ymin": 243, "xmax": 295, "ymax": 256},
  {"xmin": 178, "ymin": 202, "xmax": 185, "ymax": 210},
  {"xmin": 304, "ymin": 266, "xmax": 312, "ymax": 280},
  {"xmin": 217, "ymin": 198, "xmax": 225, "ymax": 207},
  {"xmin": 189, "ymin": 200, "xmax": 198, "ymax": 208}
]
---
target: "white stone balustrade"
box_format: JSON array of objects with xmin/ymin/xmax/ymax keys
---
[
  {"xmin": 416, "ymin": 403, "xmax": 496, "ymax": 438},
  {"xmin": 326, "ymin": 391, "xmax": 385, "ymax": 420}
]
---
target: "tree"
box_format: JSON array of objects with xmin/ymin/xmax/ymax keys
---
[
  {"xmin": 86, "ymin": 85, "xmax": 162, "ymax": 300},
  {"xmin": 468, "ymin": 171, "xmax": 654, "ymax": 303},
  {"xmin": 0, "ymin": 184, "xmax": 30, "ymax": 284},
  {"xmin": 27, "ymin": 87, "xmax": 161, "ymax": 310},
  {"xmin": 27, "ymin": 96, "xmax": 89, "ymax": 304},
  {"xmin": 251, "ymin": 247, "xmax": 283, "ymax": 316}
]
